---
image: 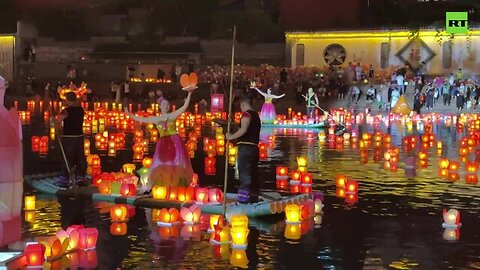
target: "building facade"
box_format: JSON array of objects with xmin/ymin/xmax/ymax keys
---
[{"xmin": 285, "ymin": 27, "xmax": 480, "ymax": 76}]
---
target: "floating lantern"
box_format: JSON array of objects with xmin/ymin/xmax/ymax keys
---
[
  {"xmin": 120, "ymin": 183, "xmax": 136, "ymax": 196},
  {"xmin": 465, "ymin": 174, "xmax": 478, "ymax": 185},
  {"xmin": 210, "ymin": 225, "xmax": 230, "ymax": 245},
  {"xmin": 168, "ymin": 187, "xmax": 178, "ymax": 200},
  {"xmin": 345, "ymin": 180, "xmax": 358, "ymax": 194},
  {"xmin": 205, "ymin": 157, "xmax": 216, "ymax": 167},
  {"xmin": 296, "ymin": 156, "xmax": 307, "ymax": 167},
  {"xmin": 25, "ymin": 243, "xmax": 46, "ymax": 268},
  {"xmin": 448, "ymin": 161, "xmax": 459, "ymax": 171},
  {"xmin": 195, "ymin": 187, "xmax": 209, "ymax": 203},
  {"xmin": 110, "ymin": 222, "xmax": 127, "ymax": 236},
  {"xmin": 439, "ymin": 158, "xmax": 449, "ymax": 169},
  {"xmin": 91, "ymin": 155, "xmax": 101, "ymax": 168},
  {"xmin": 211, "ymin": 94, "xmax": 224, "ymax": 112},
  {"xmin": 39, "ymin": 236, "xmax": 64, "ymax": 260},
  {"xmin": 301, "ymin": 173, "xmax": 313, "ymax": 186},
  {"xmin": 110, "ymin": 205, "xmax": 128, "ymax": 222},
  {"xmin": 442, "ymin": 209, "xmax": 462, "ymax": 228},
  {"xmin": 418, "ymin": 150, "xmax": 428, "ymax": 160},
  {"xmin": 466, "ymin": 161, "xmax": 478, "ymax": 173},
  {"xmin": 230, "ymin": 249, "xmax": 249, "ymax": 269},
  {"xmin": 345, "ymin": 193, "xmax": 358, "ymax": 205},
  {"xmin": 335, "ymin": 175, "xmax": 347, "ymax": 188},
  {"xmin": 78, "ymin": 228, "xmax": 98, "ymax": 250},
  {"xmin": 156, "ymin": 208, "xmax": 181, "ymax": 227},
  {"xmin": 229, "ymin": 214, "xmax": 249, "ymax": 228},
  {"xmin": 208, "ymin": 188, "xmax": 223, "ymax": 204},
  {"xmin": 290, "ymin": 170, "xmax": 302, "ymax": 184},
  {"xmin": 177, "ymin": 186, "xmax": 195, "ymax": 202},
  {"xmin": 300, "ymin": 200, "xmax": 315, "ymax": 220},
  {"xmin": 285, "ymin": 204, "xmax": 301, "ymax": 224},
  {"xmin": 284, "ymin": 224, "xmax": 301, "ymax": 240},
  {"xmin": 152, "ymin": 186, "xmax": 169, "ymax": 200},
  {"xmin": 276, "ymin": 166, "xmax": 289, "ymax": 179},
  {"xmin": 209, "ymin": 215, "xmax": 224, "ymax": 232},
  {"xmin": 98, "ymin": 181, "xmax": 111, "ymax": 194},
  {"xmin": 179, "ymin": 204, "xmax": 201, "ymax": 225},
  {"xmin": 122, "ymin": 164, "xmax": 136, "ymax": 174},
  {"xmin": 230, "ymin": 226, "xmax": 249, "ymax": 249},
  {"xmin": 439, "ymin": 168, "xmax": 449, "ymax": 178},
  {"xmin": 459, "ymin": 146, "xmax": 469, "ymax": 156},
  {"xmin": 24, "ymin": 195, "xmax": 36, "ymax": 210},
  {"xmin": 142, "ymin": 157, "xmax": 153, "ymax": 168}
]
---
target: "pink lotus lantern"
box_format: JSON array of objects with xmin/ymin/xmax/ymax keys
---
[{"xmin": 180, "ymin": 204, "xmax": 201, "ymax": 224}]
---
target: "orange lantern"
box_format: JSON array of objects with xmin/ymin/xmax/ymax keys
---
[
  {"xmin": 345, "ymin": 193, "xmax": 358, "ymax": 205},
  {"xmin": 418, "ymin": 159, "xmax": 428, "ymax": 168},
  {"xmin": 142, "ymin": 157, "xmax": 153, "ymax": 168},
  {"xmin": 168, "ymin": 186, "xmax": 178, "ymax": 200},
  {"xmin": 345, "ymin": 180, "xmax": 358, "ymax": 194},
  {"xmin": 439, "ymin": 158, "xmax": 450, "ymax": 169},
  {"xmin": 195, "ymin": 187, "xmax": 209, "ymax": 203},
  {"xmin": 459, "ymin": 146, "xmax": 469, "ymax": 156},
  {"xmin": 438, "ymin": 168, "xmax": 449, "ymax": 178},
  {"xmin": 98, "ymin": 181, "xmax": 111, "ymax": 194},
  {"xmin": 110, "ymin": 205, "xmax": 128, "ymax": 222},
  {"xmin": 120, "ymin": 183, "xmax": 136, "ymax": 196},
  {"xmin": 110, "ymin": 222, "xmax": 127, "ymax": 236},
  {"xmin": 449, "ymin": 161, "xmax": 460, "ymax": 171},
  {"xmin": 177, "ymin": 186, "xmax": 194, "ymax": 202},
  {"xmin": 336, "ymin": 188, "xmax": 346, "ymax": 198},
  {"xmin": 448, "ymin": 172, "xmax": 460, "ymax": 182},
  {"xmin": 335, "ymin": 175, "xmax": 347, "ymax": 188},
  {"xmin": 466, "ymin": 174, "xmax": 479, "ymax": 185},
  {"xmin": 205, "ymin": 157, "xmax": 216, "ymax": 167},
  {"xmin": 152, "ymin": 186, "xmax": 169, "ymax": 200},
  {"xmin": 156, "ymin": 208, "xmax": 180, "ymax": 226},
  {"xmin": 466, "ymin": 161, "xmax": 478, "ymax": 173},
  {"xmin": 91, "ymin": 155, "xmax": 101, "ymax": 168},
  {"xmin": 418, "ymin": 150, "xmax": 428, "ymax": 160},
  {"xmin": 180, "ymin": 204, "xmax": 201, "ymax": 224}
]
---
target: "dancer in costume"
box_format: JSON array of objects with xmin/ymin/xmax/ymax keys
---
[
  {"xmin": 124, "ymin": 87, "xmax": 196, "ymax": 190},
  {"xmin": 254, "ymin": 88, "xmax": 285, "ymax": 124}
]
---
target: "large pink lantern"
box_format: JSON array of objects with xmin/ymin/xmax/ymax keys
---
[{"xmin": 211, "ymin": 94, "xmax": 224, "ymax": 112}]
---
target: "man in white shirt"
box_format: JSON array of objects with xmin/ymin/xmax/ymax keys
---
[{"xmin": 396, "ymin": 74, "xmax": 405, "ymax": 95}]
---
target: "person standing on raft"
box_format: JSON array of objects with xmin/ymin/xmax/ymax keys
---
[
  {"xmin": 254, "ymin": 88, "xmax": 285, "ymax": 124},
  {"xmin": 124, "ymin": 86, "xmax": 196, "ymax": 191},
  {"xmin": 226, "ymin": 97, "xmax": 261, "ymax": 204},
  {"xmin": 304, "ymin": 88, "xmax": 319, "ymax": 123}
]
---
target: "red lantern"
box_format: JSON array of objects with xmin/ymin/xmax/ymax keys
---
[
  {"xmin": 276, "ymin": 166, "xmax": 288, "ymax": 178},
  {"xmin": 345, "ymin": 193, "xmax": 358, "ymax": 205},
  {"xmin": 290, "ymin": 170, "xmax": 302, "ymax": 183},
  {"xmin": 345, "ymin": 180, "xmax": 358, "ymax": 194},
  {"xmin": 439, "ymin": 158, "xmax": 450, "ymax": 169},
  {"xmin": 459, "ymin": 146, "xmax": 469, "ymax": 156},
  {"xmin": 301, "ymin": 173, "xmax": 313, "ymax": 186},
  {"xmin": 418, "ymin": 150, "xmax": 428, "ymax": 160},
  {"xmin": 195, "ymin": 187, "xmax": 209, "ymax": 203},
  {"xmin": 418, "ymin": 159, "xmax": 428, "ymax": 168},
  {"xmin": 168, "ymin": 187, "xmax": 178, "ymax": 201},
  {"xmin": 25, "ymin": 243, "xmax": 46, "ymax": 268},
  {"xmin": 438, "ymin": 168, "xmax": 449, "ymax": 178},
  {"xmin": 177, "ymin": 186, "xmax": 195, "ymax": 202},
  {"xmin": 205, "ymin": 157, "xmax": 216, "ymax": 167},
  {"xmin": 448, "ymin": 172, "xmax": 460, "ymax": 182},
  {"xmin": 110, "ymin": 205, "xmax": 128, "ymax": 222},
  {"xmin": 336, "ymin": 188, "xmax": 346, "ymax": 198},
  {"xmin": 290, "ymin": 184, "xmax": 300, "ymax": 194},
  {"xmin": 205, "ymin": 166, "xmax": 216, "ymax": 175},
  {"xmin": 466, "ymin": 161, "xmax": 478, "ymax": 173},
  {"xmin": 120, "ymin": 183, "xmax": 136, "ymax": 196},
  {"xmin": 276, "ymin": 179, "xmax": 288, "ymax": 189},
  {"xmin": 110, "ymin": 222, "xmax": 127, "ymax": 236},
  {"xmin": 465, "ymin": 174, "xmax": 479, "ymax": 185},
  {"xmin": 449, "ymin": 161, "xmax": 460, "ymax": 171}
]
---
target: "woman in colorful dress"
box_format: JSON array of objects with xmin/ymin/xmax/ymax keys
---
[
  {"xmin": 124, "ymin": 87, "xmax": 196, "ymax": 190},
  {"xmin": 254, "ymin": 88, "xmax": 285, "ymax": 124}
]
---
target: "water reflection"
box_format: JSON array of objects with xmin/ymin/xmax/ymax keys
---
[{"xmin": 19, "ymin": 113, "xmax": 480, "ymax": 268}]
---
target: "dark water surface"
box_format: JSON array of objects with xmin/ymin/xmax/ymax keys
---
[{"xmin": 20, "ymin": 106, "xmax": 480, "ymax": 269}]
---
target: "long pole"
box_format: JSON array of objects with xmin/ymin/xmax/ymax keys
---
[{"xmin": 222, "ymin": 25, "xmax": 236, "ymax": 217}]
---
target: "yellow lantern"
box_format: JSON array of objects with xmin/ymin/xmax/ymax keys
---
[
  {"xmin": 24, "ymin": 195, "xmax": 36, "ymax": 211},
  {"xmin": 152, "ymin": 186, "xmax": 169, "ymax": 200},
  {"xmin": 110, "ymin": 205, "xmax": 128, "ymax": 222},
  {"xmin": 230, "ymin": 226, "xmax": 249, "ymax": 249},
  {"xmin": 296, "ymin": 156, "xmax": 307, "ymax": 167},
  {"xmin": 122, "ymin": 163, "xmax": 136, "ymax": 174},
  {"xmin": 230, "ymin": 249, "xmax": 249, "ymax": 269},
  {"xmin": 228, "ymin": 146, "xmax": 238, "ymax": 156},
  {"xmin": 24, "ymin": 210, "xmax": 36, "ymax": 223},
  {"xmin": 284, "ymin": 224, "xmax": 301, "ymax": 240},
  {"xmin": 209, "ymin": 215, "xmax": 224, "ymax": 232},
  {"xmin": 229, "ymin": 215, "xmax": 248, "ymax": 228},
  {"xmin": 285, "ymin": 204, "xmax": 301, "ymax": 224},
  {"xmin": 210, "ymin": 226, "xmax": 231, "ymax": 244}
]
